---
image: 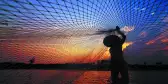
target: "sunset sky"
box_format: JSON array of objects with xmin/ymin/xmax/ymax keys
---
[{"xmin": 0, "ymin": 0, "xmax": 168, "ymax": 64}]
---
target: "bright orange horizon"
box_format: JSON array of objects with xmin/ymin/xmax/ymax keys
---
[{"xmin": 0, "ymin": 37, "xmax": 133, "ymax": 64}]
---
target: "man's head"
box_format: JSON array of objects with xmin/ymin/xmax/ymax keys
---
[{"xmin": 103, "ymin": 35, "xmax": 121, "ymax": 47}]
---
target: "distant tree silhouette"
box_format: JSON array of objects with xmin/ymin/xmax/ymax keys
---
[
  {"xmin": 156, "ymin": 62, "xmax": 162, "ymax": 65},
  {"xmin": 29, "ymin": 57, "xmax": 35, "ymax": 64}
]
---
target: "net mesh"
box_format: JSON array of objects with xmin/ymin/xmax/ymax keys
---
[{"xmin": 0, "ymin": 0, "xmax": 168, "ymax": 63}]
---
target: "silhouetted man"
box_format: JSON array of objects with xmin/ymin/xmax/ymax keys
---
[{"xmin": 103, "ymin": 26, "xmax": 129, "ymax": 84}]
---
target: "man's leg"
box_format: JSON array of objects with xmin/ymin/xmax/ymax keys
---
[
  {"xmin": 111, "ymin": 71, "xmax": 119, "ymax": 84},
  {"xmin": 120, "ymin": 66, "xmax": 129, "ymax": 84}
]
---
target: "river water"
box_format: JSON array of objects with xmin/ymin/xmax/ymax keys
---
[{"xmin": 0, "ymin": 70, "xmax": 168, "ymax": 84}]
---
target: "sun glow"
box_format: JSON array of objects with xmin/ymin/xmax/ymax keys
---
[{"xmin": 122, "ymin": 42, "xmax": 133, "ymax": 50}]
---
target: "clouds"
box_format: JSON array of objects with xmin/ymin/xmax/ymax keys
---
[
  {"xmin": 121, "ymin": 26, "xmax": 135, "ymax": 34},
  {"xmin": 163, "ymin": 15, "xmax": 168, "ymax": 22}
]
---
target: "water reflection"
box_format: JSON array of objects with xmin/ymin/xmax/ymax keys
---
[{"xmin": 0, "ymin": 70, "xmax": 168, "ymax": 84}]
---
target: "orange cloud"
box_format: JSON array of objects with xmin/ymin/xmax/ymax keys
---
[
  {"xmin": 146, "ymin": 40, "xmax": 155, "ymax": 45},
  {"xmin": 161, "ymin": 38, "xmax": 168, "ymax": 43},
  {"xmin": 146, "ymin": 35, "xmax": 165, "ymax": 45},
  {"xmin": 122, "ymin": 42, "xmax": 133, "ymax": 50}
]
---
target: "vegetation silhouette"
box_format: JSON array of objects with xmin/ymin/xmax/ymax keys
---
[{"xmin": 29, "ymin": 57, "xmax": 35, "ymax": 64}]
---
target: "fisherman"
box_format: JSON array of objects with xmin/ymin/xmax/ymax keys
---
[{"xmin": 103, "ymin": 26, "xmax": 129, "ymax": 84}]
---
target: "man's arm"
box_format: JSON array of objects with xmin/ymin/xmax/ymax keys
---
[{"xmin": 116, "ymin": 26, "xmax": 126, "ymax": 44}]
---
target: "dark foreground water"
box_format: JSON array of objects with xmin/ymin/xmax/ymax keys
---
[{"xmin": 0, "ymin": 70, "xmax": 168, "ymax": 84}]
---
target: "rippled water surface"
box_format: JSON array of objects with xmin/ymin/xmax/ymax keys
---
[{"xmin": 0, "ymin": 70, "xmax": 168, "ymax": 84}]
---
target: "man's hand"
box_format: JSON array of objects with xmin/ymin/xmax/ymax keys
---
[
  {"xmin": 116, "ymin": 26, "xmax": 120, "ymax": 31},
  {"xmin": 115, "ymin": 26, "xmax": 126, "ymax": 43}
]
